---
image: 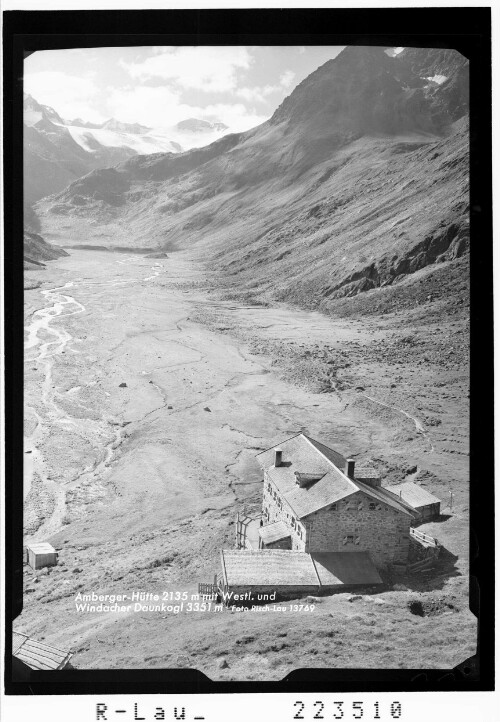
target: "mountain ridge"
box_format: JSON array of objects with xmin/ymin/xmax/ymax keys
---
[
  {"xmin": 176, "ymin": 118, "xmax": 229, "ymax": 133},
  {"xmin": 35, "ymin": 46, "xmax": 469, "ymax": 314},
  {"xmin": 23, "ymin": 95, "xmax": 229, "ymax": 218}
]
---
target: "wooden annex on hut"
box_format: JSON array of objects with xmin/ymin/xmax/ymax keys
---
[
  {"xmin": 219, "ymin": 549, "xmax": 382, "ymax": 602},
  {"xmin": 388, "ymin": 482, "xmax": 441, "ymax": 521}
]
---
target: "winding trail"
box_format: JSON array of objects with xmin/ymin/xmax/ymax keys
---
[{"xmin": 360, "ymin": 392, "xmax": 435, "ymax": 452}]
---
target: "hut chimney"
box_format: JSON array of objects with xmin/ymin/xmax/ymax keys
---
[
  {"xmin": 274, "ymin": 449, "xmax": 283, "ymax": 467},
  {"xmin": 345, "ymin": 458, "xmax": 355, "ymax": 478}
]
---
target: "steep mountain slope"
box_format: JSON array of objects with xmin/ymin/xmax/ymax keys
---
[
  {"xmin": 24, "ymin": 97, "xmax": 93, "ymax": 204},
  {"xmin": 36, "ymin": 46, "xmax": 469, "ymax": 313}
]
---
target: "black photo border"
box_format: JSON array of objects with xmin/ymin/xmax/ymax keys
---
[{"xmin": 3, "ymin": 6, "xmax": 493, "ymax": 696}]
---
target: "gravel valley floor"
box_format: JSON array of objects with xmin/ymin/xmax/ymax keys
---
[{"xmin": 20, "ymin": 248, "xmax": 474, "ymax": 680}]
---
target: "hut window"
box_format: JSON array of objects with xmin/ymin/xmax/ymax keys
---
[
  {"xmin": 369, "ymin": 502, "xmax": 381, "ymax": 511},
  {"xmin": 331, "ymin": 503, "xmax": 337, "ymax": 511},
  {"xmin": 343, "ymin": 535, "xmax": 355, "ymax": 545}
]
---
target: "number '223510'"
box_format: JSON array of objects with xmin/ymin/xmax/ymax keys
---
[{"xmin": 293, "ymin": 700, "xmax": 402, "ymax": 720}]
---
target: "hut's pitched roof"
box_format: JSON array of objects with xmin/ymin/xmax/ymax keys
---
[
  {"xmin": 354, "ymin": 466, "xmax": 380, "ymax": 480},
  {"xmin": 311, "ymin": 552, "xmax": 382, "ymax": 586},
  {"xmin": 13, "ymin": 631, "xmax": 72, "ymax": 670},
  {"xmin": 355, "ymin": 479, "xmax": 418, "ymax": 515},
  {"xmin": 257, "ymin": 433, "xmax": 415, "ymax": 519},
  {"xmin": 221, "ymin": 550, "xmax": 382, "ymax": 588},
  {"xmin": 387, "ymin": 482, "xmax": 441, "ymax": 509},
  {"xmin": 222, "ymin": 549, "xmax": 319, "ymax": 586},
  {"xmin": 26, "ymin": 542, "xmax": 56, "ymax": 555}
]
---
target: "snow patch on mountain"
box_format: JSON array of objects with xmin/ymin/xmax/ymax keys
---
[
  {"xmin": 426, "ymin": 74, "xmax": 448, "ymax": 85},
  {"xmin": 63, "ymin": 123, "xmax": 182, "ymax": 155}
]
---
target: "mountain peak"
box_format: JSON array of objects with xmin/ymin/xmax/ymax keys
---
[
  {"xmin": 24, "ymin": 93, "xmax": 65, "ymax": 127},
  {"xmin": 176, "ymin": 118, "xmax": 228, "ymax": 133},
  {"xmin": 270, "ymin": 45, "xmax": 468, "ymax": 136},
  {"xmin": 101, "ymin": 118, "xmax": 151, "ymax": 134}
]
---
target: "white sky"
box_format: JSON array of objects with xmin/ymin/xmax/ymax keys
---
[{"xmin": 24, "ymin": 45, "xmax": 344, "ymax": 131}]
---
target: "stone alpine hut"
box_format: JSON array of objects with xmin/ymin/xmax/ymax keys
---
[{"xmin": 257, "ymin": 433, "xmax": 418, "ymax": 569}]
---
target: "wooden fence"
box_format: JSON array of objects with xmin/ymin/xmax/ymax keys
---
[
  {"xmin": 198, "ymin": 573, "xmax": 220, "ymax": 599},
  {"xmin": 198, "ymin": 583, "xmax": 219, "ymax": 598},
  {"xmin": 410, "ymin": 527, "xmax": 439, "ymax": 547}
]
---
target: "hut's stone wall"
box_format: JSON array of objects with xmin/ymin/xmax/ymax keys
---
[
  {"xmin": 262, "ymin": 470, "xmax": 307, "ymax": 552},
  {"xmin": 262, "ymin": 473, "xmax": 411, "ymax": 568},
  {"xmin": 304, "ymin": 490, "xmax": 411, "ymax": 567}
]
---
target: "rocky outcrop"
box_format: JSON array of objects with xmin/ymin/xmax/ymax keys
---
[
  {"xmin": 325, "ymin": 222, "xmax": 469, "ymax": 299},
  {"xmin": 398, "ymin": 47, "xmax": 469, "ymax": 122},
  {"xmin": 24, "ymin": 231, "xmax": 69, "ymax": 269}
]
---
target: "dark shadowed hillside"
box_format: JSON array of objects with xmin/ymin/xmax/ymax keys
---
[
  {"xmin": 36, "ymin": 46, "xmax": 469, "ymax": 315},
  {"xmin": 24, "ymin": 230, "xmax": 69, "ymax": 270}
]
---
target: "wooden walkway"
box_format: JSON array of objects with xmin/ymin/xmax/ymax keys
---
[
  {"xmin": 235, "ymin": 512, "xmax": 262, "ymax": 550},
  {"xmin": 392, "ymin": 528, "xmax": 441, "ymax": 575},
  {"xmin": 13, "ymin": 631, "xmax": 72, "ymax": 670}
]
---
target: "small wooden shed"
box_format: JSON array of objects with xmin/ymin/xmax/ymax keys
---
[
  {"xmin": 13, "ymin": 631, "xmax": 73, "ymax": 670},
  {"xmin": 388, "ymin": 482, "xmax": 441, "ymax": 521},
  {"xmin": 26, "ymin": 542, "xmax": 58, "ymax": 570}
]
